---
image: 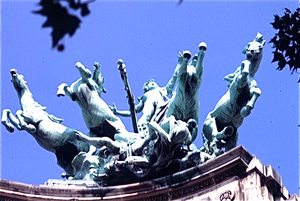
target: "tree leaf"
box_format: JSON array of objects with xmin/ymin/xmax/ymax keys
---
[
  {"xmin": 33, "ymin": 0, "xmax": 81, "ymax": 48},
  {"xmin": 81, "ymin": 4, "xmax": 90, "ymax": 17},
  {"xmin": 278, "ymin": 56, "xmax": 287, "ymax": 70},
  {"xmin": 285, "ymin": 7, "xmax": 291, "ymax": 14},
  {"xmin": 287, "ymin": 58, "xmax": 295, "ymax": 70},
  {"xmin": 278, "ymin": 35, "xmax": 291, "ymax": 51},
  {"xmin": 272, "ymin": 51, "xmax": 285, "ymax": 63},
  {"xmin": 271, "ymin": 14, "xmax": 282, "ymax": 29},
  {"xmin": 286, "ymin": 45, "xmax": 296, "ymax": 59},
  {"xmin": 270, "ymin": 7, "xmax": 300, "ymax": 78},
  {"xmin": 269, "ymin": 35, "xmax": 278, "ymax": 44}
]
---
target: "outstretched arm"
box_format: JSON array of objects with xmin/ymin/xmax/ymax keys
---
[
  {"xmin": 135, "ymin": 97, "xmax": 144, "ymax": 113},
  {"xmin": 109, "ymin": 99, "xmax": 144, "ymax": 117},
  {"xmin": 75, "ymin": 131, "xmax": 121, "ymax": 153},
  {"xmin": 109, "ymin": 103, "xmax": 138, "ymax": 117}
]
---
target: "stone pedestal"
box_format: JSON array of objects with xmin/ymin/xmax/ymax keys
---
[{"xmin": 1, "ymin": 146, "xmax": 298, "ymax": 201}]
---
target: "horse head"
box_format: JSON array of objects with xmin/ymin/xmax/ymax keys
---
[
  {"xmin": 10, "ymin": 69, "xmax": 32, "ymax": 97},
  {"xmin": 242, "ymin": 33, "xmax": 266, "ymax": 77}
]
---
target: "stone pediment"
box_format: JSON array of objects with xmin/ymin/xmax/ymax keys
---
[{"xmin": 0, "ymin": 145, "xmax": 295, "ymax": 201}]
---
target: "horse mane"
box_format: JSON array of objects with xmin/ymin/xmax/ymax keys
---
[
  {"xmin": 224, "ymin": 67, "xmax": 241, "ymax": 86},
  {"xmin": 47, "ymin": 112, "xmax": 64, "ymax": 123},
  {"xmin": 32, "ymin": 101, "xmax": 64, "ymax": 123},
  {"xmin": 18, "ymin": 75, "xmax": 64, "ymax": 124}
]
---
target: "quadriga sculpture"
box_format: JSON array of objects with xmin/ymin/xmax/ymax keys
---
[
  {"xmin": 201, "ymin": 33, "xmax": 265, "ymax": 157},
  {"xmin": 1, "ymin": 69, "xmax": 90, "ymax": 176},
  {"xmin": 57, "ymin": 62, "xmax": 129, "ymax": 140},
  {"xmin": 1, "ymin": 34, "xmax": 264, "ymax": 185}
]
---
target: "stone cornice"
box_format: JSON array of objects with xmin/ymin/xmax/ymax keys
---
[{"xmin": 0, "ymin": 146, "xmax": 295, "ymax": 201}]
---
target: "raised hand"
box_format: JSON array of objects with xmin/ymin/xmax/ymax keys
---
[{"xmin": 109, "ymin": 103, "xmax": 118, "ymax": 114}]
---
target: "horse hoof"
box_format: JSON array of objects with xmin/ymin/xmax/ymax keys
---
[
  {"xmin": 3, "ymin": 122, "xmax": 14, "ymax": 133},
  {"xmin": 199, "ymin": 42, "xmax": 207, "ymax": 51},
  {"xmin": 57, "ymin": 92, "xmax": 65, "ymax": 97},
  {"xmin": 224, "ymin": 126, "xmax": 234, "ymax": 137},
  {"xmin": 183, "ymin": 51, "xmax": 192, "ymax": 60}
]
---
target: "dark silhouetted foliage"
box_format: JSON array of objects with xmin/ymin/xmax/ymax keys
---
[
  {"xmin": 270, "ymin": 7, "xmax": 300, "ymax": 82},
  {"xmin": 33, "ymin": 0, "xmax": 94, "ymax": 51}
]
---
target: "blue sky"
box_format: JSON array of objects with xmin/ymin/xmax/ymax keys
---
[{"xmin": 1, "ymin": 0, "xmax": 299, "ymax": 196}]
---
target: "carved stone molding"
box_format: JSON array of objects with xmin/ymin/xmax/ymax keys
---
[{"xmin": 0, "ymin": 146, "xmax": 296, "ymax": 201}]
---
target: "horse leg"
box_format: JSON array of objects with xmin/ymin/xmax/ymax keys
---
[
  {"xmin": 202, "ymin": 113, "xmax": 234, "ymax": 155},
  {"xmin": 209, "ymin": 140, "xmax": 224, "ymax": 157},
  {"xmin": 65, "ymin": 129, "xmax": 93, "ymax": 154},
  {"xmin": 225, "ymin": 131, "xmax": 239, "ymax": 152},
  {"xmin": 247, "ymin": 87, "xmax": 261, "ymax": 109},
  {"xmin": 57, "ymin": 83, "xmax": 78, "ymax": 101},
  {"xmin": 57, "ymin": 83, "xmax": 73, "ymax": 97},
  {"xmin": 1, "ymin": 109, "xmax": 21, "ymax": 132},
  {"xmin": 86, "ymin": 132, "xmax": 97, "ymax": 155},
  {"xmin": 16, "ymin": 110, "xmax": 36, "ymax": 134},
  {"xmin": 202, "ymin": 113, "xmax": 219, "ymax": 141},
  {"xmin": 57, "ymin": 83, "xmax": 68, "ymax": 97},
  {"xmin": 240, "ymin": 87, "xmax": 261, "ymax": 118}
]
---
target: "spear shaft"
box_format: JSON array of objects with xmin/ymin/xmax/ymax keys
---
[{"xmin": 117, "ymin": 59, "xmax": 139, "ymax": 133}]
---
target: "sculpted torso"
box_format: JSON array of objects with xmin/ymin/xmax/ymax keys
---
[{"xmin": 137, "ymin": 87, "xmax": 167, "ymax": 123}]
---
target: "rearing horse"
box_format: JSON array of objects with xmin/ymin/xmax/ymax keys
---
[
  {"xmin": 57, "ymin": 62, "xmax": 129, "ymax": 140},
  {"xmin": 1, "ymin": 69, "xmax": 90, "ymax": 176},
  {"xmin": 202, "ymin": 33, "xmax": 266, "ymax": 157}
]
